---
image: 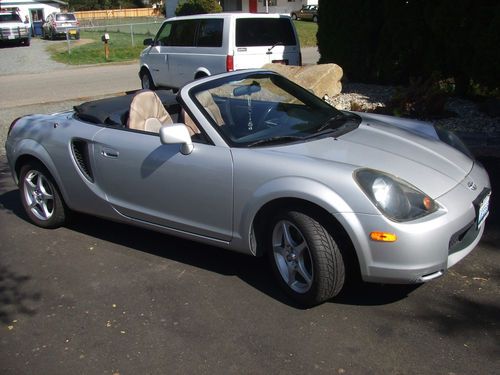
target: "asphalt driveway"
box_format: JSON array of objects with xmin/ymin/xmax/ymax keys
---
[
  {"xmin": 0, "ymin": 40, "xmax": 498, "ymax": 375},
  {"xmin": 0, "ymin": 129, "xmax": 499, "ymax": 374}
]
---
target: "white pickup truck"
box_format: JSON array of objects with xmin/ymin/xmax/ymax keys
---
[{"xmin": 0, "ymin": 11, "xmax": 30, "ymax": 46}]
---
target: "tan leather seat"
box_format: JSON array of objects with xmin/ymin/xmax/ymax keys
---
[
  {"xmin": 127, "ymin": 90, "xmax": 173, "ymax": 133},
  {"xmin": 181, "ymin": 109, "xmax": 201, "ymax": 136},
  {"xmin": 196, "ymin": 91, "xmax": 224, "ymax": 126}
]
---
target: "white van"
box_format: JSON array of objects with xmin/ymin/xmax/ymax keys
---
[{"xmin": 139, "ymin": 13, "xmax": 301, "ymax": 90}]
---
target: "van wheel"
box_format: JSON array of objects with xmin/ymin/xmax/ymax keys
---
[
  {"xmin": 291, "ymin": 13, "xmax": 297, "ymax": 20},
  {"xmin": 267, "ymin": 210, "xmax": 345, "ymax": 306},
  {"xmin": 313, "ymin": 15, "xmax": 318, "ymax": 23},
  {"xmin": 140, "ymin": 70, "xmax": 156, "ymax": 90}
]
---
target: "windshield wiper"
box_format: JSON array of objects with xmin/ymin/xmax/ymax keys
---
[
  {"xmin": 315, "ymin": 113, "xmax": 346, "ymax": 133},
  {"xmin": 267, "ymin": 42, "xmax": 284, "ymax": 53},
  {"xmin": 247, "ymin": 135, "xmax": 303, "ymax": 147}
]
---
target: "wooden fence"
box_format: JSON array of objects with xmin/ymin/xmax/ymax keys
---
[{"xmin": 74, "ymin": 8, "xmax": 157, "ymax": 20}]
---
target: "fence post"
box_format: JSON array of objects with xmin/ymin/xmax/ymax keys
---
[
  {"xmin": 130, "ymin": 24, "xmax": 134, "ymax": 47},
  {"xmin": 66, "ymin": 29, "xmax": 71, "ymax": 55}
]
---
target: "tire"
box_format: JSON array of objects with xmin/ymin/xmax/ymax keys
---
[
  {"xmin": 313, "ymin": 15, "xmax": 318, "ymax": 23},
  {"xmin": 75, "ymin": 32, "xmax": 80, "ymax": 40},
  {"xmin": 291, "ymin": 13, "xmax": 297, "ymax": 20},
  {"xmin": 19, "ymin": 161, "xmax": 67, "ymax": 229},
  {"xmin": 23, "ymin": 38, "xmax": 30, "ymax": 46},
  {"xmin": 140, "ymin": 70, "xmax": 156, "ymax": 90},
  {"xmin": 267, "ymin": 210, "xmax": 345, "ymax": 306}
]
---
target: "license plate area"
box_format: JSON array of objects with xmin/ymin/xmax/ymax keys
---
[{"xmin": 474, "ymin": 188, "xmax": 491, "ymax": 229}]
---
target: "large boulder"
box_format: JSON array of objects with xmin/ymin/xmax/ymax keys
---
[{"xmin": 263, "ymin": 63, "xmax": 343, "ymax": 99}]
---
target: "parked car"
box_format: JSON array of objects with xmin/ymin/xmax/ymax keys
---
[
  {"xmin": 0, "ymin": 11, "xmax": 30, "ymax": 46},
  {"xmin": 291, "ymin": 5, "xmax": 319, "ymax": 22},
  {"xmin": 5, "ymin": 69, "xmax": 491, "ymax": 306},
  {"xmin": 42, "ymin": 12, "xmax": 80, "ymax": 40},
  {"xmin": 139, "ymin": 13, "xmax": 301, "ymax": 91}
]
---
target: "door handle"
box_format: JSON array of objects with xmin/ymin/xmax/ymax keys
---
[{"xmin": 101, "ymin": 148, "xmax": 119, "ymax": 158}]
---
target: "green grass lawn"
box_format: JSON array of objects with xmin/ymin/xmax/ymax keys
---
[
  {"xmin": 48, "ymin": 30, "xmax": 150, "ymax": 64},
  {"xmin": 48, "ymin": 18, "xmax": 317, "ymax": 65},
  {"xmin": 293, "ymin": 20, "xmax": 318, "ymax": 48}
]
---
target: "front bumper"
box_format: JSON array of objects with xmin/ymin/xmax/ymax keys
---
[
  {"xmin": 0, "ymin": 26, "xmax": 30, "ymax": 41},
  {"xmin": 340, "ymin": 162, "xmax": 491, "ymax": 284}
]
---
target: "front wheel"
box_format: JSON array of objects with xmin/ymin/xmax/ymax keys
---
[
  {"xmin": 140, "ymin": 70, "xmax": 156, "ymax": 90},
  {"xmin": 19, "ymin": 162, "xmax": 67, "ymax": 228},
  {"xmin": 313, "ymin": 15, "xmax": 318, "ymax": 23},
  {"xmin": 291, "ymin": 13, "xmax": 298, "ymax": 20},
  {"xmin": 267, "ymin": 210, "xmax": 345, "ymax": 306}
]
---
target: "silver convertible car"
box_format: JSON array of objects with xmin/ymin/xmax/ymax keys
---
[{"xmin": 5, "ymin": 70, "xmax": 491, "ymax": 306}]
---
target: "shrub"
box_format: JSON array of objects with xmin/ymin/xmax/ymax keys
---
[{"xmin": 175, "ymin": 0, "xmax": 222, "ymax": 16}]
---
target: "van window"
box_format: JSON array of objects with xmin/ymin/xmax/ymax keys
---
[
  {"xmin": 196, "ymin": 19, "xmax": 223, "ymax": 47},
  {"xmin": 170, "ymin": 20, "xmax": 198, "ymax": 46},
  {"xmin": 156, "ymin": 22, "xmax": 172, "ymax": 46},
  {"xmin": 236, "ymin": 18, "xmax": 296, "ymax": 47}
]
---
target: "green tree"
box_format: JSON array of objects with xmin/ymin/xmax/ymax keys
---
[{"xmin": 175, "ymin": 0, "xmax": 222, "ymax": 16}]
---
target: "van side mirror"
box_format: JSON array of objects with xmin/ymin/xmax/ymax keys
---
[
  {"xmin": 159, "ymin": 124, "xmax": 193, "ymax": 155},
  {"xmin": 143, "ymin": 38, "xmax": 154, "ymax": 46}
]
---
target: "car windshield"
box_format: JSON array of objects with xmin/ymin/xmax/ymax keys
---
[
  {"xmin": 0, "ymin": 13, "xmax": 22, "ymax": 22},
  {"xmin": 189, "ymin": 72, "xmax": 360, "ymax": 147}
]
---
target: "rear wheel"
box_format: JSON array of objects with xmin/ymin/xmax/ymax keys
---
[
  {"xmin": 313, "ymin": 15, "xmax": 318, "ymax": 23},
  {"xmin": 291, "ymin": 13, "xmax": 298, "ymax": 20},
  {"xmin": 19, "ymin": 161, "xmax": 67, "ymax": 228},
  {"xmin": 267, "ymin": 210, "xmax": 345, "ymax": 306},
  {"xmin": 140, "ymin": 70, "xmax": 156, "ymax": 90}
]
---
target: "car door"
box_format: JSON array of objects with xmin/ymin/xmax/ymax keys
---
[
  {"xmin": 92, "ymin": 128, "xmax": 233, "ymax": 241},
  {"xmin": 144, "ymin": 22, "xmax": 173, "ymax": 87},
  {"xmin": 163, "ymin": 19, "xmax": 199, "ymax": 88}
]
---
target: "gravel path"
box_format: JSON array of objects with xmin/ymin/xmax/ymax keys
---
[{"xmin": 0, "ymin": 38, "xmax": 69, "ymax": 76}]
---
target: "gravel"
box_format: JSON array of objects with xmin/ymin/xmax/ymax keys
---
[
  {"xmin": 328, "ymin": 83, "xmax": 500, "ymax": 140},
  {"xmin": 0, "ymin": 38, "xmax": 69, "ymax": 76}
]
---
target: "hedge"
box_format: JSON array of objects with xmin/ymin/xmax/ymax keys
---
[{"xmin": 317, "ymin": 0, "xmax": 500, "ymax": 94}]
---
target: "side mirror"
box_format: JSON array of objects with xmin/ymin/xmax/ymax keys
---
[
  {"xmin": 159, "ymin": 124, "xmax": 193, "ymax": 155},
  {"xmin": 143, "ymin": 38, "xmax": 154, "ymax": 46}
]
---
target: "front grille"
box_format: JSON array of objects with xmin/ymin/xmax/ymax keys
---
[
  {"xmin": 448, "ymin": 220, "xmax": 479, "ymax": 254},
  {"xmin": 0, "ymin": 26, "xmax": 29, "ymax": 40}
]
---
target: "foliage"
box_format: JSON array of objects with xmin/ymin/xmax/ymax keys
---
[
  {"xmin": 317, "ymin": 0, "xmax": 500, "ymax": 96},
  {"xmin": 385, "ymin": 77, "xmax": 448, "ymax": 118},
  {"xmin": 175, "ymin": 0, "xmax": 222, "ymax": 16}
]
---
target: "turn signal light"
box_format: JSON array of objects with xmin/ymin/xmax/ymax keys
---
[{"xmin": 370, "ymin": 232, "xmax": 397, "ymax": 242}]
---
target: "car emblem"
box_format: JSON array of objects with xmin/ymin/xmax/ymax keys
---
[{"xmin": 467, "ymin": 180, "xmax": 477, "ymax": 191}]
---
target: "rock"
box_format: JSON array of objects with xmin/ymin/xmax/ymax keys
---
[{"xmin": 263, "ymin": 63, "xmax": 343, "ymax": 99}]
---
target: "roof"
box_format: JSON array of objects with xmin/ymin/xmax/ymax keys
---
[{"xmin": 167, "ymin": 12, "xmax": 292, "ymax": 22}]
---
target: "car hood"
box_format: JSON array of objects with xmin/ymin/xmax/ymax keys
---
[{"xmin": 267, "ymin": 113, "xmax": 473, "ymax": 198}]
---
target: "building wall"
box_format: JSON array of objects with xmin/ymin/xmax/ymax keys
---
[
  {"xmin": 0, "ymin": 1, "xmax": 61, "ymax": 22},
  {"xmin": 256, "ymin": 0, "xmax": 317, "ymax": 14}
]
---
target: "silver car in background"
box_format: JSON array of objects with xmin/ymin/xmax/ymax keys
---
[
  {"xmin": 42, "ymin": 12, "xmax": 80, "ymax": 40},
  {"xmin": 5, "ymin": 70, "xmax": 491, "ymax": 306}
]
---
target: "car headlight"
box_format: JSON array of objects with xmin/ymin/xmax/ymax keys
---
[{"xmin": 355, "ymin": 169, "xmax": 437, "ymax": 222}]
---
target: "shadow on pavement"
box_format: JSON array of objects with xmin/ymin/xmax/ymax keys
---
[{"xmin": 0, "ymin": 154, "xmax": 499, "ymax": 309}]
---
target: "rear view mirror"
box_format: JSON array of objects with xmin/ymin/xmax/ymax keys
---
[
  {"xmin": 233, "ymin": 81, "xmax": 261, "ymax": 97},
  {"xmin": 143, "ymin": 38, "xmax": 154, "ymax": 46}
]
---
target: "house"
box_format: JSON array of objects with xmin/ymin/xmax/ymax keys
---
[
  {"xmin": 0, "ymin": 0, "xmax": 66, "ymax": 23},
  {"xmin": 166, "ymin": 0, "xmax": 318, "ymax": 18},
  {"xmin": 222, "ymin": 0, "xmax": 317, "ymax": 14}
]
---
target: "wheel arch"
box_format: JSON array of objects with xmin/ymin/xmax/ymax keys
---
[
  {"xmin": 12, "ymin": 142, "xmax": 68, "ymax": 203},
  {"xmin": 194, "ymin": 68, "xmax": 210, "ymax": 80},
  {"xmin": 251, "ymin": 197, "xmax": 362, "ymax": 282}
]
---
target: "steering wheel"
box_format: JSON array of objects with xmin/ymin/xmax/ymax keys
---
[{"xmin": 258, "ymin": 104, "xmax": 285, "ymax": 129}]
